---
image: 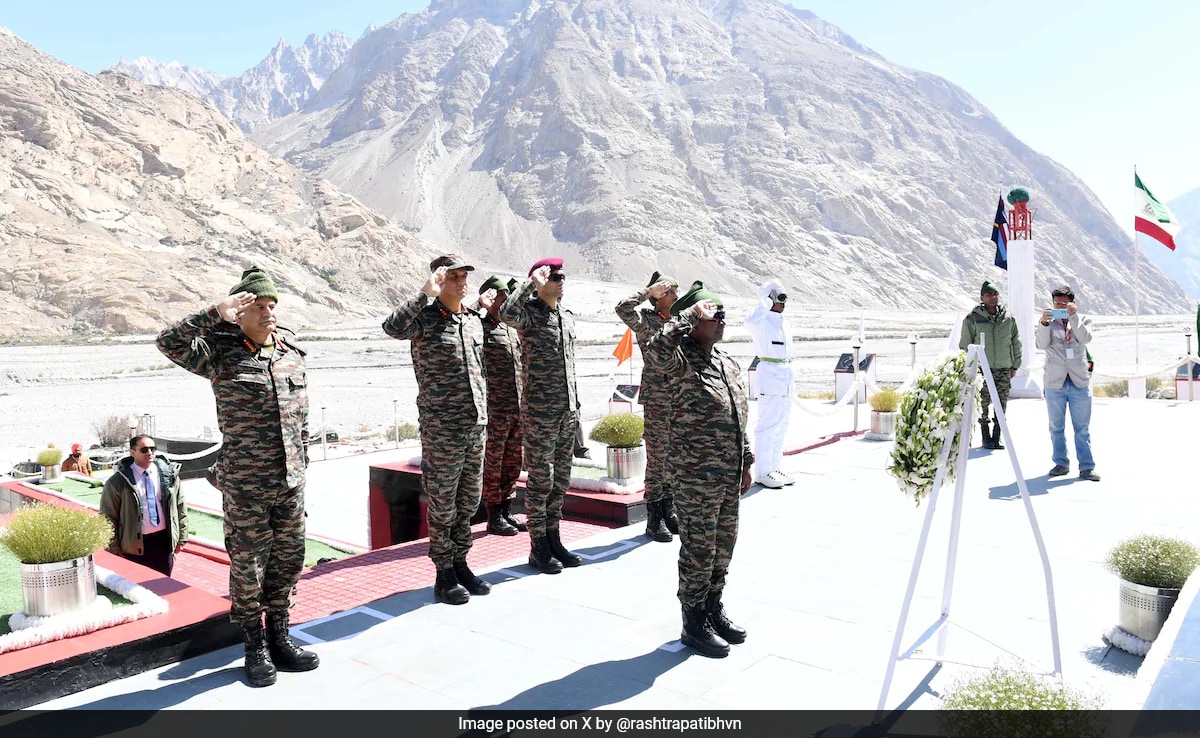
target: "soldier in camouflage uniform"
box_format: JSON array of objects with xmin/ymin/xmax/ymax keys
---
[
  {"xmin": 383, "ymin": 255, "xmax": 494, "ymax": 605},
  {"xmin": 959, "ymin": 281, "xmax": 1022, "ymax": 450},
  {"xmin": 157, "ymin": 266, "xmax": 319, "ymax": 688},
  {"xmin": 645, "ymin": 281, "xmax": 754, "ymax": 659},
  {"xmin": 615, "ymin": 271, "xmax": 680, "ymax": 543},
  {"xmin": 478, "ymin": 275, "xmax": 527, "ymax": 536},
  {"xmin": 499, "ymin": 257, "xmax": 582, "ymax": 574}
]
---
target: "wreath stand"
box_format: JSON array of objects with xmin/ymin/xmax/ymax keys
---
[{"xmin": 875, "ymin": 344, "xmax": 1062, "ymax": 715}]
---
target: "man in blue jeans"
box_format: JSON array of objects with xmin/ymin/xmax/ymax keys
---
[{"xmin": 1035, "ymin": 285, "xmax": 1099, "ymax": 481}]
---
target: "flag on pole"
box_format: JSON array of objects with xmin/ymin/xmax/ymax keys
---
[
  {"xmin": 613, "ymin": 327, "xmax": 634, "ymax": 365},
  {"xmin": 991, "ymin": 197, "xmax": 1009, "ymax": 270},
  {"xmin": 1135, "ymin": 172, "xmax": 1180, "ymax": 250}
]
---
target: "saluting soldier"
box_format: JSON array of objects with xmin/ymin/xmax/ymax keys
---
[
  {"xmin": 615, "ymin": 271, "xmax": 680, "ymax": 543},
  {"xmin": 499, "ymin": 257, "xmax": 583, "ymax": 574},
  {"xmin": 157, "ymin": 266, "xmax": 319, "ymax": 688},
  {"xmin": 478, "ymin": 275, "xmax": 527, "ymax": 536},
  {"xmin": 383, "ymin": 255, "xmax": 493, "ymax": 605},
  {"xmin": 645, "ymin": 281, "xmax": 753, "ymax": 659}
]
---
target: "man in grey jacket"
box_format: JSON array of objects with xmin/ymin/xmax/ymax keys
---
[{"xmin": 1035, "ymin": 285, "xmax": 1099, "ymax": 481}]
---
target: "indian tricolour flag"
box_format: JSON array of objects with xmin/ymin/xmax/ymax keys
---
[{"xmin": 1134, "ymin": 172, "xmax": 1180, "ymax": 250}]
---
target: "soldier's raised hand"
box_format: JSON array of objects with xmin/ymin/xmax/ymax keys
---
[
  {"xmin": 478, "ymin": 288, "xmax": 497, "ymax": 311},
  {"xmin": 693, "ymin": 299, "xmax": 719, "ymax": 321},
  {"xmin": 217, "ymin": 291, "xmax": 256, "ymax": 323},
  {"xmin": 422, "ymin": 266, "xmax": 447, "ymax": 299},
  {"xmin": 530, "ymin": 265, "xmax": 552, "ymax": 288},
  {"xmin": 647, "ymin": 281, "xmax": 673, "ymax": 300}
]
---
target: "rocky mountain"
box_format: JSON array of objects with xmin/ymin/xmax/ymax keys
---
[
  {"xmin": 249, "ymin": 0, "xmax": 1183, "ymax": 313},
  {"xmin": 109, "ymin": 31, "xmax": 353, "ymax": 133},
  {"xmin": 1145, "ymin": 187, "xmax": 1200, "ymax": 301},
  {"xmin": 0, "ymin": 25, "xmax": 429, "ymax": 338}
]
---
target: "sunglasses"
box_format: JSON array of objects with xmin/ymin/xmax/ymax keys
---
[
  {"xmin": 710, "ymin": 310, "xmax": 726, "ymax": 322},
  {"xmin": 548, "ymin": 272, "xmax": 566, "ymax": 282},
  {"xmin": 138, "ymin": 446, "xmax": 157, "ymax": 454}
]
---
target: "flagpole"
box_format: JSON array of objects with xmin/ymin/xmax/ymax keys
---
[{"xmin": 1134, "ymin": 166, "xmax": 1141, "ymax": 368}]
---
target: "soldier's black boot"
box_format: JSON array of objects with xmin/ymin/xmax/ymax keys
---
[
  {"xmin": 500, "ymin": 498, "xmax": 528, "ymax": 532},
  {"xmin": 979, "ymin": 419, "xmax": 995, "ymax": 449},
  {"xmin": 704, "ymin": 591, "xmax": 747, "ymax": 645},
  {"xmin": 528, "ymin": 535, "xmax": 564, "ymax": 574},
  {"xmin": 453, "ymin": 560, "xmax": 492, "ymax": 595},
  {"xmin": 680, "ymin": 603, "xmax": 730, "ymax": 658},
  {"xmin": 265, "ymin": 609, "xmax": 320, "ymax": 671},
  {"xmin": 241, "ymin": 616, "xmax": 277, "ymax": 687},
  {"xmin": 645, "ymin": 500, "xmax": 673, "ymax": 543},
  {"xmin": 991, "ymin": 418, "xmax": 1005, "ymax": 450},
  {"xmin": 434, "ymin": 566, "xmax": 471, "ymax": 604},
  {"xmin": 487, "ymin": 503, "xmax": 518, "ymax": 536},
  {"xmin": 661, "ymin": 497, "xmax": 680, "ymax": 536},
  {"xmin": 546, "ymin": 526, "xmax": 583, "ymax": 567}
]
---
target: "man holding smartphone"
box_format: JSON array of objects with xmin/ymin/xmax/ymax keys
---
[{"xmin": 1035, "ymin": 285, "xmax": 1099, "ymax": 481}]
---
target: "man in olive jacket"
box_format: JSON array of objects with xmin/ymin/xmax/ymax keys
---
[
  {"xmin": 99, "ymin": 435, "xmax": 187, "ymax": 577},
  {"xmin": 959, "ymin": 281, "xmax": 1022, "ymax": 449}
]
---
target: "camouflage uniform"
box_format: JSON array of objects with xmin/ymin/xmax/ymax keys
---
[
  {"xmin": 383, "ymin": 292, "xmax": 488, "ymax": 568},
  {"xmin": 157, "ymin": 307, "xmax": 308, "ymax": 624},
  {"xmin": 645, "ymin": 308, "xmax": 753, "ymax": 608},
  {"xmin": 498, "ymin": 277, "xmax": 579, "ymax": 537},
  {"xmin": 615, "ymin": 289, "xmax": 673, "ymax": 504},
  {"xmin": 480, "ymin": 312, "xmax": 523, "ymax": 507}
]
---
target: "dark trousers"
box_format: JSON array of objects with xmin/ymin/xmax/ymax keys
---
[{"xmin": 125, "ymin": 529, "xmax": 174, "ymax": 576}]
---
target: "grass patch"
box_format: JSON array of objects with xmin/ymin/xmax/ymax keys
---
[
  {"xmin": 570, "ymin": 465, "xmax": 608, "ymax": 480},
  {"xmin": 41, "ymin": 482, "xmax": 353, "ymax": 568}
]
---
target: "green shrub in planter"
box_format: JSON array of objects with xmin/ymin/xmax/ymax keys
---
[
  {"xmin": 1105, "ymin": 534, "xmax": 1200, "ymax": 589},
  {"xmin": 0, "ymin": 503, "xmax": 114, "ymax": 564},
  {"xmin": 36, "ymin": 444, "xmax": 64, "ymax": 467},
  {"xmin": 939, "ymin": 666, "xmax": 1107, "ymax": 738},
  {"xmin": 869, "ymin": 386, "xmax": 902, "ymax": 412},
  {"xmin": 588, "ymin": 413, "xmax": 645, "ymax": 448}
]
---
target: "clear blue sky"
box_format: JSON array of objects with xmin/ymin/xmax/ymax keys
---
[{"xmin": 3, "ymin": 0, "xmax": 1196, "ymax": 232}]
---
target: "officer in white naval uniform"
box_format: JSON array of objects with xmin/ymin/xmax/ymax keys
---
[{"xmin": 744, "ymin": 279, "xmax": 795, "ymax": 489}]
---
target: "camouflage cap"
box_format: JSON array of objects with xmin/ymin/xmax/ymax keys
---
[
  {"xmin": 229, "ymin": 266, "xmax": 280, "ymax": 300},
  {"xmin": 670, "ymin": 280, "xmax": 724, "ymax": 316},
  {"xmin": 478, "ymin": 275, "xmax": 509, "ymax": 295}
]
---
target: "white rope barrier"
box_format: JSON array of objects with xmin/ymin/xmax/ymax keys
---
[
  {"xmin": 161, "ymin": 441, "xmax": 222, "ymax": 462},
  {"xmin": 1089, "ymin": 353, "xmax": 1199, "ymax": 381},
  {"xmin": 791, "ymin": 376, "xmax": 864, "ymax": 417}
]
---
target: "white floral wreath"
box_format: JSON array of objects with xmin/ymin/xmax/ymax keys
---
[{"xmin": 888, "ymin": 351, "xmax": 978, "ymax": 505}]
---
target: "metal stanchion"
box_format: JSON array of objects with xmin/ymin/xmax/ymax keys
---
[
  {"xmin": 908, "ymin": 332, "xmax": 918, "ymax": 370},
  {"xmin": 851, "ymin": 336, "xmax": 863, "ymax": 432},
  {"xmin": 1186, "ymin": 326, "xmax": 1194, "ymax": 402},
  {"xmin": 321, "ymin": 405, "xmax": 328, "ymax": 460},
  {"xmin": 393, "ymin": 399, "xmax": 399, "ymax": 447}
]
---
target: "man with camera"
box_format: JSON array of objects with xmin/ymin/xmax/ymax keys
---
[
  {"xmin": 1035, "ymin": 285, "xmax": 1099, "ymax": 481},
  {"xmin": 745, "ymin": 279, "xmax": 794, "ymax": 489},
  {"xmin": 959, "ymin": 281, "xmax": 1022, "ymax": 449}
]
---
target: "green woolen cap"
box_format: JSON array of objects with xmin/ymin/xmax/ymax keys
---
[
  {"xmin": 479, "ymin": 275, "xmax": 509, "ymax": 295},
  {"xmin": 981, "ymin": 280, "xmax": 1000, "ymax": 296},
  {"xmin": 229, "ymin": 266, "xmax": 280, "ymax": 301},
  {"xmin": 646, "ymin": 270, "xmax": 679, "ymax": 288},
  {"xmin": 670, "ymin": 280, "xmax": 724, "ymax": 316}
]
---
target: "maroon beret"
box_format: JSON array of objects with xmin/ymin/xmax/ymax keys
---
[{"xmin": 528, "ymin": 257, "xmax": 564, "ymax": 277}]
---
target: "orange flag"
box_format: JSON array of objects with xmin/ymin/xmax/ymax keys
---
[{"xmin": 613, "ymin": 327, "xmax": 634, "ymax": 365}]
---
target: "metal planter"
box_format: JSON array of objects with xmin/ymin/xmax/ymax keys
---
[
  {"xmin": 605, "ymin": 445, "xmax": 646, "ymax": 485},
  {"xmin": 20, "ymin": 554, "xmax": 97, "ymax": 617},
  {"xmin": 1118, "ymin": 579, "xmax": 1181, "ymax": 642},
  {"xmin": 869, "ymin": 411, "xmax": 896, "ymax": 438},
  {"xmin": 39, "ymin": 463, "xmax": 62, "ymax": 483}
]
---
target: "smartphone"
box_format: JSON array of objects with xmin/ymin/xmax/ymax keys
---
[{"xmin": 1050, "ymin": 308, "xmax": 1069, "ymax": 320}]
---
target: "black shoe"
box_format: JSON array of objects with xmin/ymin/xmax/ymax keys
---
[
  {"xmin": 990, "ymin": 420, "xmax": 1005, "ymax": 450},
  {"xmin": 574, "ymin": 446, "xmax": 592, "ymax": 459},
  {"xmin": 645, "ymin": 500, "xmax": 673, "ymax": 543},
  {"xmin": 680, "ymin": 602, "xmax": 730, "ymax": 658},
  {"xmin": 546, "ymin": 527, "xmax": 583, "ymax": 567},
  {"xmin": 500, "ymin": 498, "xmax": 527, "ymax": 532},
  {"xmin": 661, "ymin": 498, "xmax": 680, "ymax": 536},
  {"xmin": 453, "ymin": 560, "xmax": 492, "ymax": 595},
  {"xmin": 265, "ymin": 609, "xmax": 320, "ymax": 672},
  {"xmin": 1078, "ymin": 469, "xmax": 1101, "ymax": 482},
  {"xmin": 1048, "ymin": 464, "xmax": 1070, "ymax": 477},
  {"xmin": 241, "ymin": 616, "xmax": 278, "ymax": 687},
  {"xmin": 528, "ymin": 535, "xmax": 564, "ymax": 574},
  {"xmin": 486, "ymin": 504, "xmax": 518, "ymax": 536},
  {"xmin": 979, "ymin": 420, "xmax": 996, "ymax": 449},
  {"xmin": 434, "ymin": 566, "xmax": 470, "ymax": 604},
  {"xmin": 704, "ymin": 591, "xmax": 747, "ymax": 645}
]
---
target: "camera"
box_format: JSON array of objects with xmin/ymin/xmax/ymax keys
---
[
  {"xmin": 772, "ymin": 292, "xmax": 788, "ymax": 304},
  {"xmin": 1050, "ymin": 308, "xmax": 1069, "ymax": 320}
]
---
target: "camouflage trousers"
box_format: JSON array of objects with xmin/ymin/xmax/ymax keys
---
[
  {"xmin": 674, "ymin": 471, "xmax": 740, "ymax": 607},
  {"xmin": 643, "ymin": 400, "xmax": 673, "ymax": 504},
  {"xmin": 482, "ymin": 411, "xmax": 523, "ymax": 506},
  {"xmin": 421, "ymin": 422, "xmax": 485, "ymax": 568},
  {"xmin": 979, "ymin": 367, "xmax": 1013, "ymax": 420},
  {"xmin": 523, "ymin": 407, "xmax": 577, "ymax": 537},
  {"xmin": 223, "ymin": 483, "xmax": 306, "ymax": 624}
]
